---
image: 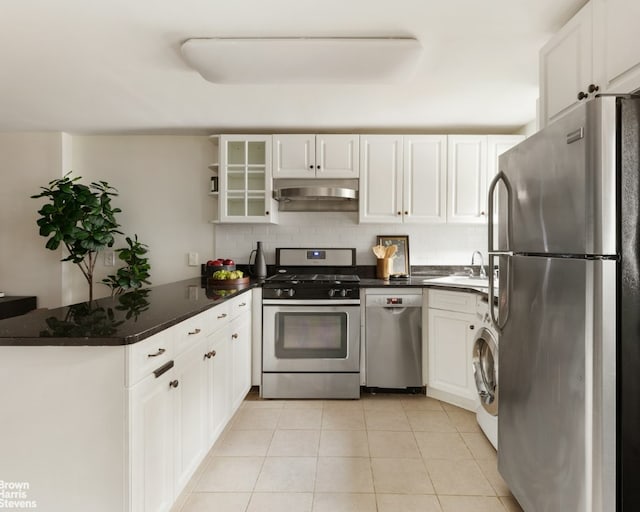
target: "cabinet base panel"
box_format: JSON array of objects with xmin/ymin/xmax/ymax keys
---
[{"xmin": 426, "ymin": 387, "xmax": 478, "ymax": 412}]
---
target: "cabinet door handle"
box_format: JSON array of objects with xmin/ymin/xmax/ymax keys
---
[
  {"xmin": 239, "ymin": 302, "xmax": 247, "ymax": 307},
  {"xmin": 577, "ymin": 91, "xmax": 588, "ymax": 100},
  {"xmin": 169, "ymin": 379, "xmax": 179, "ymax": 389},
  {"xmin": 309, "ymin": 165, "xmax": 314, "ymax": 169},
  {"xmin": 147, "ymin": 348, "xmax": 166, "ymax": 358},
  {"xmin": 153, "ymin": 360, "xmax": 174, "ymax": 378},
  {"xmin": 210, "ymin": 349, "xmax": 216, "ymax": 358},
  {"xmin": 469, "ymin": 325, "xmax": 475, "ymax": 330},
  {"xmin": 316, "ymin": 165, "xmax": 321, "ymax": 170},
  {"xmin": 188, "ymin": 328, "xmax": 201, "ymax": 335},
  {"xmin": 397, "ymin": 211, "xmax": 402, "ymax": 216},
  {"xmin": 217, "ymin": 313, "xmax": 227, "ymax": 319},
  {"xmin": 266, "ymin": 211, "xmax": 270, "ymax": 215},
  {"xmin": 480, "ymin": 211, "xmax": 486, "ymax": 216},
  {"xmin": 588, "ymin": 83, "xmax": 599, "ymax": 93},
  {"xmin": 404, "ymin": 211, "xmax": 408, "ymax": 215},
  {"xmin": 232, "ymin": 333, "xmax": 239, "ymax": 340}
]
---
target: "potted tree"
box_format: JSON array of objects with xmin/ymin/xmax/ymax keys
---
[
  {"xmin": 101, "ymin": 234, "xmax": 151, "ymax": 296},
  {"xmin": 32, "ymin": 173, "xmax": 122, "ymax": 302}
]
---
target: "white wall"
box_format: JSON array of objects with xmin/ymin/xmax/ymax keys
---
[
  {"xmin": 0, "ymin": 133, "xmax": 65, "ymax": 308},
  {"xmin": 214, "ymin": 211, "xmax": 487, "ymax": 269},
  {"xmin": 69, "ymin": 135, "xmax": 215, "ymax": 304},
  {"xmin": 2, "ymin": 132, "xmax": 487, "ymax": 309}
]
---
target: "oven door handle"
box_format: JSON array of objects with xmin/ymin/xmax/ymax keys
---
[{"xmin": 262, "ymin": 299, "xmax": 361, "ymax": 306}]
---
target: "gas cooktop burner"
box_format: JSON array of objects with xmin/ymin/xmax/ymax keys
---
[{"xmin": 266, "ymin": 273, "xmax": 360, "ymax": 284}]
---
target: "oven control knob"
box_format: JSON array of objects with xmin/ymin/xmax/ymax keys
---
[
  {"xmin": 340, "ymin": 289, "xmax": 347, "ymax": 297},
  {"xmin": 275, "ymin": 288, "xmax": 283, "ymax": 297},
  {"xmin": 328, "ymin": 289, "xmax": 336, "ymax": 297},
  {"xmin": 286, "ymin": 288, "xmax": 295, "ymax": 297}
]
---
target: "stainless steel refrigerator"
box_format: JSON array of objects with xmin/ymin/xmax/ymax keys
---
[{"xmin": 488, "ymin": 95, "xmax": 640, "ymax": 512}]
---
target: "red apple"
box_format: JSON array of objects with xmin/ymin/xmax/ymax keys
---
[
  {"xmin": 211, "ymin": 260, "xmax": 224, "ymax": 266},
  {"xmin": 223, "ymin": 259, "xmax": 234, "ymax": 265},
  {"xmin": 206, "ymin": 260, "xmax": 216, "ymax": 266}
]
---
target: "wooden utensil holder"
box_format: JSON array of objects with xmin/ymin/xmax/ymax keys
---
[{"xmin": 376, "ymin": 258, "xmax": 392, "ymax": 279}]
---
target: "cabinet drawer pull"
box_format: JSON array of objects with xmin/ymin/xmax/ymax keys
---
[
  {"xmin": 210, "ymin": 350, "xmax": 217, "ymax": 358},
  {"xmin": 203, "ymin": 350, "xmax": 218, "ymax": 360},
  {"xmin": 169, "ymin": 379, "xmax": 179, "ymax": 389},
  {"xmin": 217, "ymin": 313, "xmax": 227, "ymax": 319},
  {"xmin": 188, "ymin": 328, "xmax": 201, "ymax": 335},
  {"xmin": 239, "ymin": 302, "xmax": 247, "ymax": 307},
  {"xmin": 147, "ymin": 348, "xmax": 166, "ymax": 358},
  {"xmin": 232, "ymin": 333, "xmax": 239, "ymax": 340},
  {"xmin": 153, "ymin": 360, "xmax": 174, "ymax": 378}
]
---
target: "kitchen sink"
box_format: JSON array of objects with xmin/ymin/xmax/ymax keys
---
[{"xmin": 422, "ymin": 275, "xmax": 495, "ymax": 289}]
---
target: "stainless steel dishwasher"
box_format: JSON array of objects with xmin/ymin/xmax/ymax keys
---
[{"xmin": 365, "ymin": 289, "xmax": 422, "ymax": 389}]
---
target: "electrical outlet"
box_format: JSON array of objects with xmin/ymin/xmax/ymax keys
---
[
  {"xmin": 188, "ymin": 252, "xmax": 199, "ymax": 266},
  {"xmin": 104, "ymin": 251, "xmax": 116, "ymax": 267}
]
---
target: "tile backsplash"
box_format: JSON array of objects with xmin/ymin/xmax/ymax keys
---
[{"xmin": 214, "ymin": 212, "xmax": 488, "ymax": 267}]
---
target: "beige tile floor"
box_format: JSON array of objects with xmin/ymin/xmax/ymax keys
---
[{"xmin": 172, "ymin": 392, "xmax": 524, "ymax": 512}]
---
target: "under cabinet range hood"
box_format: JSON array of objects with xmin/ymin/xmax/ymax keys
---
[{"xmin": 273, "ymin": 179, "xmax": 359, "ymax": 212}]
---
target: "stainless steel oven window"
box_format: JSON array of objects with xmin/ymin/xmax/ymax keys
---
[{"xmin": 275, "ymin": 311, "xmax": 348, "ymax": 359}]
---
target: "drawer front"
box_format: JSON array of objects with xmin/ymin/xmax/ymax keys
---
[
  {"xmin": 126, "ymin": 328, "xmax": 175, "ymax": 387},
  {"xmin": 428, "ymin": 289, "xmax": 478, "ymax": 314},
  {"xmin": 208, "ymin": 301, "xmax": 231, "ymax": 335},
  {"xmin": 226, "ymin": 290, "xmax": 252, "ymax": 319},
  {"xmin": 175, "ymin": 311, "xmax": 210, "ymax": 355}
]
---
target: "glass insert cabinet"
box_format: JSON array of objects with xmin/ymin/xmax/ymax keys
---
[{"xmin": 219, "ymin": 135, "xmax": 278, "ymax": 223}]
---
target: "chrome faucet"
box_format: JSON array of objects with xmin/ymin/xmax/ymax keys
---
[{"xmin": 471, "ymin": 251, "xmax": 487, "ymax": 279}]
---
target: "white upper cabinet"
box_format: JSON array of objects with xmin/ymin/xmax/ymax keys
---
[
  {"xmin": 358, "ymin": 135, "xmax": 404, "ymax": 223},
  {"xmin": 219, "ymin": 135, "xmax": 277, "ymax": 224},
  {"xmin": 540, "ymin": 0, "xmax": 640, "ymax": 128},
  {"xmin": 360, "ymin": 134, "xmax": 521, "ymax": 225},
  {"xmin": 539, "ymin": 2, "xmax": 593, "ymax": 127},
  {"xmin": 446, "ymin": 135, "xmax": 488, "ymax": 224},
  {"xmin": 403, "ymin": 135, "xmax": 447, "ymax": 224},
  {"xmin": 273, "ymin": 134, "xmax": 359, "ymax": 178},
  {"xmin": 592, "ymin": 0, "xmax": 640, "ymax": 94},
  {"xmin": 487, "ymin": 135, "xmax": 525, "ymax": 177}
]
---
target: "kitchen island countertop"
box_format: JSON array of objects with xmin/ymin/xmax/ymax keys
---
[{"xmin": 0, "ymin": 278, "xmax": 258, "ymax": 347}]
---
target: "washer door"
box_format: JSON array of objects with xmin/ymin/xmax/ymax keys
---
[{"xmin": 472, "ymin": 326, "xmax": 498, "ymax": 416}]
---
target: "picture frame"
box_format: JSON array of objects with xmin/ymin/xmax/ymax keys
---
[{"xmin": 376, "ymin": 235, "xmax": 410, "ymax": 275}]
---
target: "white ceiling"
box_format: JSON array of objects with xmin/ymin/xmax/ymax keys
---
[{"xmin": 0, "ymin": 0, "xmax": 587, "ymax": 135}]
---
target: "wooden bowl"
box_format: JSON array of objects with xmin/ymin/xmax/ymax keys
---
[{"xmin": 207, "ymin": 277, "xmax": 250, "ymax": 288}]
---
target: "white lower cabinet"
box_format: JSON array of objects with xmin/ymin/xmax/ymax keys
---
[
  {"xmin": 130, "ymin": 365, "xmax": 176, "ymax": 512},
  {"xmin": 172, "ymin": 340, "xmax": 208, "ymax": 493},
  {"xmin": 206, "ymin": 330, "xmax": 232, "ymax": 445},
  {"xmin": 230, "ymin": 313, "xmax": 252, "ymax": 411},
  {"xmin": 129, "ymin": 294, "xmax": 253, "ymax": 512},
  {"xmin": 426, "ymin": 289, "xmax": 479, "ymax": 411}
]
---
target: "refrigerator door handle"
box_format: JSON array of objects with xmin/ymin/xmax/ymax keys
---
[
  {"xmin": 487, "ymin": 170, "xmax": 512, "ymax": 252},
  {"xmin": 488, "ymin": 253, "xmax": 511, "ymax": 333},
  {"xmin": 488, "ymin": 170, "xmax": 512, "ymax": 333}
]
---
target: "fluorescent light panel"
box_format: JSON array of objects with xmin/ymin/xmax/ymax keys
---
[{"xmin": 180, "ymin": 37, "xmax": 422, "ymax": 84}]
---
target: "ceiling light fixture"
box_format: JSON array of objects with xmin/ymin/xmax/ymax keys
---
[{"xmin": 180, "ymin": 37, "xmax": 422, "ymax": 84}]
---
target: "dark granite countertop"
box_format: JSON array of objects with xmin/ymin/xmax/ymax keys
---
[{"xmin": 0, "ymin": 278, "xmax": 258, "ymax": 347}]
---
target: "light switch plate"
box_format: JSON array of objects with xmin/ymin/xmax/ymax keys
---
[
  {"xmin": 104, "ymin": 251, "xmax": 116, "ymax": 267},
  {"xmin": 188, "ymin": 252, "xmax": 199, "ymax": 266}
]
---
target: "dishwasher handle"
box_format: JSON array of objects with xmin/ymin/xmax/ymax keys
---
[{"xmin": 365, "ymin": 295, "xmax": 423, "ymax": 308}]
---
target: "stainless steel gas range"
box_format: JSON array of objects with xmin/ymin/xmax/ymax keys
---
[{"xmin": 261, "ymin": 248, "xmax": 361, "ymax": 399}]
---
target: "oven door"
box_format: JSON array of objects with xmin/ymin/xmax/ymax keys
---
[{"xmin": 262, "ymin": 300, "xmax": 360, "ymax": 373}]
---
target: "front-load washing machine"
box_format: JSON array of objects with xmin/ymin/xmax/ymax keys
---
[{"xmin": 472, "ymin": 299, "xmax": 498, "ymax": 449}]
